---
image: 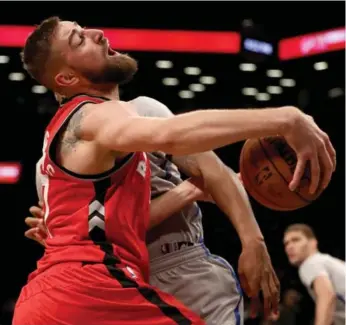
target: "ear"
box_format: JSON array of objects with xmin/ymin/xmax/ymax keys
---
[{"xmin": 55, "ymin": 70, "xmax": 79, "ymax": 88}]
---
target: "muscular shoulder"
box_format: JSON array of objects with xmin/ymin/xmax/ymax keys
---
[
  {"xmin": 299, "ymin": 253, "xmax": 329, "ymax": 287},
  {"xmin": 131, "ymin": 96, "xmax": 174, "ymax": 118}
]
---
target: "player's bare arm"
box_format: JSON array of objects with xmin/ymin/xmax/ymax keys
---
[
  {"xmin": 76, "ymin": 101, "xmax": 335, "ymax": 193},
  {"xmin": 171, "ymin": 152, "xmax": 264, "ymax": 244},
  {"xmin": 149, "ymin": 178, "xmax": 211, "ymax": 229},
  {"xmin": 79, "ymin": 101, "xmax": 292, "ymax": 154},
  {"xmin": 171, "ymin": 151, "xmax": 280, "ymax": 318},
  {"xmin": 313, "ymin": 275, "xmax": 336, "ymax": 325}
]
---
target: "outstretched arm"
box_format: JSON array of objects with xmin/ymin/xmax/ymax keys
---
[
  {"xmin": 79, "ymin": 100, "xmax": 293, "ymax": 155},
  {"xmin": 77, "ymin": 98, "xmax": 334, "ymax": 193}
]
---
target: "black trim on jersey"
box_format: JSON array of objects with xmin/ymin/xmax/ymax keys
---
[
  {"xmin": 49, "ymin": 100, "xmax": 134, "ymax": 180},
  {"xmin": 60, "ymin": 93, "xmax": 111, "ymax": 106},
  {"xmin": 88, "ymin": 178, "xmax": 192, "ymax": 325}
]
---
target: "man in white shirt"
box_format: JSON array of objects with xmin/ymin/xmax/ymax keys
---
[{"xmin": 283, "ymin": 224, "xmax": 345, "ymax": 325}]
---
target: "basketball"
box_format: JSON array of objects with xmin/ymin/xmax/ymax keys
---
[{"xmin": 239, "ymin": 136, "xmax": 323, "ymax": 211}]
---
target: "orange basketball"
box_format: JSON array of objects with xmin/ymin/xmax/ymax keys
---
[{"xmin": 239, "ymin": 136, "xmax": 323, "ymax": 211}]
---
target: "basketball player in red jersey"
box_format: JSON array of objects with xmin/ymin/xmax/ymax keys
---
[{"xmin": 13, "ymin": 17, "xmax": 335, "ymax": 325}]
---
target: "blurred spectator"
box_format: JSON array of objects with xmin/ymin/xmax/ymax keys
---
[
  {"xmin": 0, "ymin": 298, "xmax": 15, "ymax": 325},
  {"xmin": 261, "ymin": 289, "xmax": 301, "ymax": 325}
]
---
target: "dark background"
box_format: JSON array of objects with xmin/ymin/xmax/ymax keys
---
[{"xmin": 0, "ymin": 2, "xmax": 344, "ymax": 324}]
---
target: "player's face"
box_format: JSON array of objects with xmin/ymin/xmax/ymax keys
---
[
  {"xmin": 283, "ymin": 231, "xmax": 311, "ymax": 266},
  {"xmin": 53, "ymin": 21, "xmax": 137, "ymax": 87}
]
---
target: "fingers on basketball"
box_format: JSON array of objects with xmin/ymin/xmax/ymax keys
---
[{"xmin": 240, "ymin": 136, "xmax": 326, "ymax": 211}]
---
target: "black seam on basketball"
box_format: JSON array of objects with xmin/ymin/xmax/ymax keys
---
[
  {"xmin": 88, "ymin": 178, "xmax": 192, "ymax": 324},
  {"xmin": 242, "ymin": 165, "xmax": 284, "ymax": 210},
  {"xmin": 258, "ymin": 139, "xmax": 312, "ymax": 204},
  {"xmin": 240, "ymin": 149, "xmax": 286, "ymax": 210}
]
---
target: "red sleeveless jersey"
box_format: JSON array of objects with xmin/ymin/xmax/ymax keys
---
[{"xmin": 32, "ymin": 94, "xmax": 151, "ymax": 282}]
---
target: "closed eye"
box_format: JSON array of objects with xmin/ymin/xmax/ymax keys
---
[{"xmin": 79, "ymin": 34, "xmax": 85, "ymax": 46}]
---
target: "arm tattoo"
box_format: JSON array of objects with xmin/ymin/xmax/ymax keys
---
[
  {"xmin": 59, "ymin": 108, "xmax": 86, "ymax": 154},
  {"xmin": 66, "ymin": 108, "xmax": 85, "ymax": 138}
]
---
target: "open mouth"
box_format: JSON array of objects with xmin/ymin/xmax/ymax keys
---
[
  {"xmin": 107, "ymin": 47, "xmax": 116, "ymax": 56},
  {"xmin": 102, "ymin": 38, "xmax": 117, "ymax": 56},
  {"xmin": 106, "ymin": 40, "xmax": 116, "ymax": 56}
]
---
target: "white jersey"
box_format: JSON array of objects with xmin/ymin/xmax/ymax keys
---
[
  {"xmin": 130, "ymin": 96, "xmax": 203, "ymax": 259},
  {"xmin": 299, "ymin": 252, "xmax": 345, "ymax": 323}
]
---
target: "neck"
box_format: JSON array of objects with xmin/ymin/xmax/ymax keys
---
[
  {"xmin": 301, "ymin": 249, "xmax": 319, "ymax": 265},
  {"xmin": 307, "ymin": 249, "xmax": 319, "ymax": 257}
]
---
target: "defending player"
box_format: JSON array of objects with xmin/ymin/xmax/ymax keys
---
[{"xmin": 284, "ymin": 224, "xmax": 345, "ymax": 325}]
